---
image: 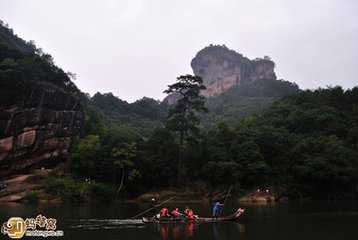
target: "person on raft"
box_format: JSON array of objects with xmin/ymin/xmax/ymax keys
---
[
  {"xmin": 212, "ymin": 201, "xmax": 224, "ymax": 220},
  {"xmin": 160, "ymin": 207, "xmax": 196, "ymax": 220},
  {"xmin": 171, "ymin": 208, "xmax": 179, "ymax": 219},
  {"xmin": 184, "ymin": 207, "xmax": 190, "ymax": 217},
  {"xmin": 160, "ymin": 207, "xmax": 170, "ymax": 219},
  {"xmin": 149, "ymin": 198, "xmax": 157, "ymax": 217},
  {"xmin": 188, "ymin": 209, "xmax": 195, "ymax": 220}
]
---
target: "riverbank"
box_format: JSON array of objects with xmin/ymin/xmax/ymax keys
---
[
  {"xmin": 0, "ymin": 170, "xmax": 321, "ymax": 203},
  {"xmin": 0, "ymin": 171, "xmax": 230, "ymax": 203},
  {"xmin": 0, "ymin": 173, "xmax": 209, "ymax": 203},
  {"xmin": 0, "ymin": 169, "xmax": 116, "ymax": 203},
  {"xmin": 0, "ymin": 174, "xmax": 40, "ymax": 202}
]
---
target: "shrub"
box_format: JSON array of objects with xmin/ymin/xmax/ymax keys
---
[
  {"xmin": 44, "ymin": 176, "xmax": 82, "ymax": 201},
  {"xmin": 44, "ymin": 176, "xmax": 115, "ymax": 201}
]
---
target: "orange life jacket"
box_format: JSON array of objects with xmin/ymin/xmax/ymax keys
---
[
  {"xmin": 161, "ymin": 208, "xmax": 168, "ymax": 217},
  {"xmin": 188, "ymin": 210, "xmax": 194, "ymax": 219},
  {"xmin": 171, "ymin": 209, "xmax": 179, "ymax": 216}
]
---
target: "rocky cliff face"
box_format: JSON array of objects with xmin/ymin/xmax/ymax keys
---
[
  {"xmin": 0, "ymin": 84, "xmax": 84, "ymax": 176},
  {"xmin": 191, "ymin": 45, "xmax": 276, "ymax": 98}
]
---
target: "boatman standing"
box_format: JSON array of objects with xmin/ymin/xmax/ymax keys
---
[
  {"xmin": 149, "ymin": 198, "xmax": 157, "ymax": 218},
  {"xmin": 212, "ymin": 201, "xmax": 223, "ymax": 220}
]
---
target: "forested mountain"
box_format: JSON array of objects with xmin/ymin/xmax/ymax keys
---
[
  {"xmin": 234, "ymin": 86, "xmax": 358, "ymax": 199},
  {"xmin": 168, "ymin": 45, "xmax": 301, "ymax": 127},
  {"xmin": 83, "ymin": 77, "xmax": 300, "ymax": 138},
  {"xmin": 0, "ymin": 22, "xmax": 84, "ymax": 176},
  {"xmin": 201, "ymin": 78, "xmax": 300, "ymax": 127},
  {"xmin": 86, "ymin": 92, "xmax": 168, "ymax": 138},
  {"xmin": 75, "ymin": 44, "xmax": 301, "ymax": 139},
  {"xmin": 0, "ymin": 22, "xmax": 80, "ymax": 95}
]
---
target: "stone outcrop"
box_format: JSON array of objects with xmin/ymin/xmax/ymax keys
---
[
  {"xmin": 0, "ymin": 174, "xmax": 35, "ymax": 202},
  {"xmin": 165, "ymin": 45, "xmax": 277, "ymax": 104},
  {"xmin": 0, "ymin": 84, "xmax": 84, "ymax": 176},
  {"xmin": 191, "ymin": 45, "xmax": 276, "ymax": 98}
]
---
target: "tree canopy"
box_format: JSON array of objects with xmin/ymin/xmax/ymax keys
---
[{"xmin": 164, "ymin": 74, "xmax": 208, "ymax": 185}]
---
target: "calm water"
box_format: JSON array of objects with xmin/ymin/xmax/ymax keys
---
[{"xmin": 0, "ymin": 201, "xmax": 357, "ymax": 240}]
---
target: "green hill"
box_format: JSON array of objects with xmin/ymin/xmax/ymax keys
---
[
  {"xmin": 87, "ymin": 92, "xmax": 168, "ymax": 138},
  {"xmin": 200, "ymin": 78, "xmax": 300, "ymax": 127},
  {"xmin": 0, "ymin": 23, "xmax": 79, "ymax": 96}
]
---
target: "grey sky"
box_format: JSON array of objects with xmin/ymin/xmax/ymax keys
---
[{"xmin": 1, "ymin": 0, "xmax": 357, "ymax": 102}]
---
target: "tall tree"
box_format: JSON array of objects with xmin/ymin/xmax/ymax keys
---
[
  {"xmin": 163, "ymin": 74, "xmax": 208, "ymax": 185},
  {"xmin": 112, "ymin": 142, "xmax": 141, "ymax": 195}
]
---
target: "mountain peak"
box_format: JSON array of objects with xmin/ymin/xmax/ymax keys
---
[{"xmin": 191, "ymin": 44, "xmax": 276, "ymax": 97}]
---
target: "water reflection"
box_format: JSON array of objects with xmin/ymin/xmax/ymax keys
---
[
  {"xmin": 69, "ymin": 219, "xmax": 143, "ymax": 229},
  {"xmin": 154, "ymin": 221, "xmax": 245, "ymax": 240},
  {"xmin": 154, "ymin": 222, "xmax": 197, "ymax": 239},
  {"xmin": 212, "ymin": 222, "xmax": 246, "ymax": 240},
  {"xmin": 212, "ymin": 224, "xmax": 219, "ymax": 240},
  {"xmin": 160, "ymin": 225, "xmax": 169, "ymax": 239},
  {"xmin": 187, "ymin": 222, "xmax": 194, "ymax": 238}
]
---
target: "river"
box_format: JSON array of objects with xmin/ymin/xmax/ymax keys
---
[{"xmin": 0, "ymin": 201, "xmax": 357, "ymax": 240}]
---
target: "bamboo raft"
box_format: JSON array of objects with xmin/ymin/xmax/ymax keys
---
[{"xmin": 142, "ymin": 208, "xmax": 245, "ymax": 223}]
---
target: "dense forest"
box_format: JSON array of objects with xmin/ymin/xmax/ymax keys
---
[
  {"xmin": 69, "ymin": 86, "xmax": 358, "ymax": 200},
  {"xmin": 86, "ymin": 93, "xmax": 168, "ymax": 138}
]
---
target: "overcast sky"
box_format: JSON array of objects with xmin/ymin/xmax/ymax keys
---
[{"xmin": 1, "ymin": 0, "xmax": 357, "ymax": 102}]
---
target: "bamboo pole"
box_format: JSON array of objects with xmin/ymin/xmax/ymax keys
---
[
  {"xmin": 218, "ymin": 185, "xmax": 233, "ymax": 217},
  {"xmin": 130, "ymin": 196, "xmax": 175, "ymax": 219}
]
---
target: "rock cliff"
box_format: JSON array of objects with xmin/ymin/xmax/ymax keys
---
[
  {"xmin": 0, "ymin": 84, "xmax": 84, "ymax": 176},
  {"xmin": 191, "ymin": 45, "xmax": 276, "ymax": 98}
]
